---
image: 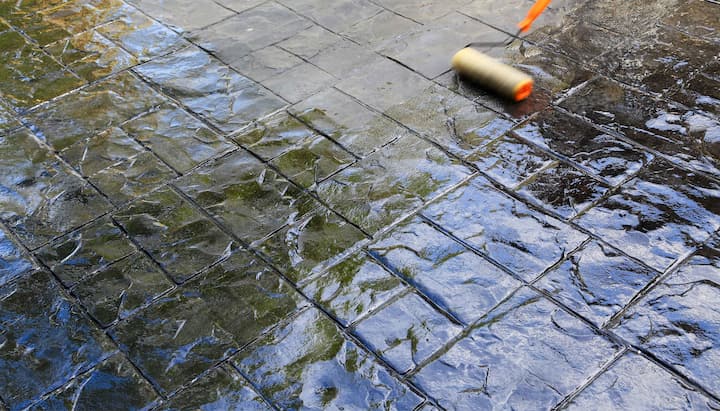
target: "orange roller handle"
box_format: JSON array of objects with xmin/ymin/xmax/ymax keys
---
[{"xmin": 517, "ymin": 0, "xmax": 551, "ymax": 32}]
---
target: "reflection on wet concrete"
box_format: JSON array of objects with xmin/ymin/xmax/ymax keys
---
[{"xmin": 1, "ymin": 0, "xmax": 720, "ymax": 409}]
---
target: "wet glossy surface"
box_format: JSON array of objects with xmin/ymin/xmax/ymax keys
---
[{"xmin": 2, "ymin": 0, "xmax": 720, "ymax": 409}]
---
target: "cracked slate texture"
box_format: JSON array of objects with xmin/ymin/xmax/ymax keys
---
[{"xmin": 2, "ymin": 0, "xmax": 720, "ymax": 409}]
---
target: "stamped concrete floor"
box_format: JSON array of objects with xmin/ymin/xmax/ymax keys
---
[{"xmin": 1, "ymin": 0, "xmax": 720, "ymax": 409}]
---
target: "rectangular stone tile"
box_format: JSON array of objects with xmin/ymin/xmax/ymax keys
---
[
  {"xmin": 135, "ymin": 47, "xmax": 286, "ymax": 134},
  {"xmin": 309, "ymin": 38, "xmax": 379, "ymax": 79},
  {"xmin": 232, "ymin": 308, "xmax": 423, "ymax": 410},
  {"xmin": 44, "ymin": 30, "xmax": 137, "ymax": 82},
  {"xmin": 59, "ymin": 127, "xmax": 145, "ymax": 176},
  {"xmin": 262, "ymin": 62, "xmax": 335, "ymax": 104},
  {"xmin": 191, "ymin": 3, "xmax": 311, "ymax": 64},
  {"xmin": 27, "ymin": 354, "xmax": 159, "ymax": 411},
  {"xmin": 423, "ymin": 176, "xmax": 588, "ymax": 281},
  {"xmin": 572, "ymin": 0, "xmax": 681, "ymax": 37},
  {"xmin": 229, "ymin": 46, "xmax": 303, "ymax": 82},
  {"xmin": 412, "ymin": 288, "xmax": 620, "ymax": 410},
  {"xmin": 514, "ymin": 108, "xmax": 654, "ymax": 186},
  {"xmin": 342, "ymin": 10, "xmax": 421, "ymax": 49},
  {"xmin": 232, "ymin": 111, "xmax": 316, "ymax": 161},
  {"xmin": 314, "ymin": 135, "xmax": 472, "ymax": 234},
  {"xmin": 0, "ymin": 129, "xmax": 112, "ymax": 249},
  {"xmin": 97, "ymin": 8, "xmax": 187, "ymax": 61},
  {"xmin": 213, "ymin": 0, "xmax": 265, "ymax": 13},
  {"xmin": 373, "ymin": 0, "xmax": 471, "ymax": 23},
  {"xmin": 256, "ymin": 206, "xmax": 368, "ymax": 284},
  {"xmin": 71, "ymin": 252, "xmax": 173, "ymax": 327},
  {"xmin": 126, "ymin": 0, "xmax": 234, "ymax": 32},
  {"xmin": 290, "ymin": 88, "xmax": 405, "ymax": 157},
  {"xmin": 612, "ymin": 238, "xmax": 720, "ymax": 398},
  {"xmin": 380, "ymin": 12, "xmax": 506, "ymax": 79},
  {"xmin": 386, "ymin": 83, "xmax": 514, "ymax": 159},
  {"xmin": 1, "ymin": 10, "xmax": 71, "ymax": 46},
  {"xmin": 113, "ymin": 187, "xmax": 236, "ymax": 283},
  {"xmin": 353, "ymin": 292, "xmax": 463, "ymax": 374},
  {"xmin": 121, "ymin": 104, "xmax": 234, "ymax": 174},
  {"xmin": 40, "ymin": 0, "xmax": 128, "ymax": 36},
  {"xmin": 35, "ymin": 216, "xmax": 136, "ymax": 287},
  {"xmin": 670, "ymin": 61, "xmax": 720, "ymax": 120},
  {"xmin": 560, "ymin": 78, "xmax": 720, "ymax": 178},
  {"xmin": 0, "ymin": 271, "xmax": 115, "ymax": 410},
  {"xmin": 279, "ymin": 0, "xmax": 382, "ymax": 32},
  {"xmin": 175, "ymin": 150, "xmax": 318, "ymax": 244},
  {"xmin": 458, "ymin": 0, "xmax": 532, "ymax": 33},
  {"xmin": 159, "ymin": 364, "xmax": 270, "ymax": 411},
  {"xmin": 301, "ymin": 252, "xmax": 405, "ymax": 326},
  {"xmin": 0, "ymin": 100, "xmax": 21, "ymax": 133},
  {"xmin": 25, "ymin": 71, "xmax": 165, "ymax": 151},
  {"xmin": 0, "ymin": 226, "xmax": 34, "ymax": 287},
  {"xmin": 335, "ymin": 56, "xmax": 432, "ymax": 111},
  {"xmin": 536, "ymin": 240, "xmax": 657, "ymax": 328},
  {"xmin": 515, "ymin": 163, "xmax": 610, "ymax": 220},
  {"xmin": 89, "ymin": 151, "xmax": 177, "ymax": 206},
  {"xmin": 539, "ymin": 21, "xmax": 625, "ymax": 69},
  {"xmin": 566, "ymin": 352, "xmax": 719, "ymax": 410},
  {"xmin": 270, "ymin": 135, "xmax": 355, "ymax": 188},
  {"xmin": 276, "ymin": 25, "xmax": 342, "ymax": 61},
  {"xmin": 661, "ymin": 0, "xmax": 720, "ymax": 44},
  {"xmin": 575, "ymin": 159, "xmax": 720, "ymax": 272},
  {"xmin": 468, "ymin": 134, "xmax": 557, "ymax": 189},
  {"xmin": 0, "ymin": 30, "xmax": 84, "ymax": 111},
  {"xmin": 368, "ymin": 217, "xmax": 520, "ymax": 324}
]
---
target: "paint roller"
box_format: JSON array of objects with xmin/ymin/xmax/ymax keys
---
[{"xmin": 451, "ymin": 0, "xmax": 551, "ymax": 102}]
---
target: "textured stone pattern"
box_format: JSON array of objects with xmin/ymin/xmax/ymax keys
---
[{"xmin": 0, "ymin": 0, "xmax": 719, "ymax": 409}]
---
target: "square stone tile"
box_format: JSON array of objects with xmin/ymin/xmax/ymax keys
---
[
  {"xmin": 113, "ymin": 187, "xmax": 236, "ymax": 283},
  {"xmin": 612, "ymin": 238, "xmax": 720, "ymax": 398},
  {"xmin": 0, "ymin": 30, "xmax": 84, "ymax": 110},
  {"xmin": 575, "ymin": 159, "xmax": 720, "ymax": 272},
  {"xmin": 515, "ymin": 163, "xmax": 611, "ymax": 219},
  {"xmin": 314, "ymin": 135, "xmax": 472, "ymax": 234},
  {"xmin": 110, "ymin": 286, "xmax": 236, "ymax": 394},
  {"xmin": 301, "ymin": 252, "xmax": 405, "ymax": 326},
  {"xmin": 232, "ymin": 111, "xmax": 316, "ymax": 160},
  {"xmin": 36, "ymin": 216, "xmax": 136, "ymax": 287},
  {"xmin": 514, "ymin": 109, "xmax": 654, "ymax": 186},
  {"xmin": 670, "ymin": 61, "xmax": 720, "ymax": 120},
  {"xmin": 159, "ymin": 364, "xmax": 270, "ymax": 410},
  {"xmin": 256, "ymin": 206, "xmax": 368, "ymax": 284},
  {"xmin": 353, "ymin": 292, "xmax": 463, "ymax": 374},
  {"xmin": 369, "ymin": 217, "xmax": 521, "ymax": 324},
  {"xmin": 467, "ymin": 134, "xmax": 556, "ymax": 189},
  {"xmin": 135, "ymin": 47, "xmax": 286, "ymax": 134},
  {"xmin": 232, "ymin": 308, "xmax": 423, "ymax": 410},
  {"xmin": 276, "ymin": 25, "xmax": 342, "ymax": 61},
  {"xmin": 126, "ymin": 0, "xmax": 234, "ymax": 32},
  {"xmin": 423, "ymin": 176, "xmax": 588, "ymax": 281},
  {"xmin": 0, "ymin": 271, "xmax": 115, "ymax": 410},
  {"xmin": 342, "ymin": 10, "xmax": 421, "ymax": 49},
  {"xmin": 89, "ymin": 151, "xmax": 177, "ymax": 206},
  {"xmin": 27, "ymin": 354, "xmax": 159, "ymax": 411},
  {"xmin": 458, "ymin": 0, "xmax": 533, "ymax": 33},
  {"xmin": 0, "ymin": 129, "xmax": 113, "ymax": 249},
  {"xmin": 175, "ymin": 150, "xmax": 318, "ymax": 243},
  {"xmin": 230, "ymin": 46, "xmax": 304, "ymax": 82},
  {"xmin": 566, "ymin": 352, "xmax": 719, "ymax": 410},
  {"xmin": 45, "ymin": 30, "xmax": 137, "ymax": 82},
  {"xmin": 121, "ymin": 104, "xmax": 234, "ymax": 173},
  {"xmin": 40, "ymin": 0, "xmax": 128, "ymax": 36},
  {"xmin": 412, "ymin": 288, "xmax": 620, "ymax": 410},
  {"xmin": 309, "ymin": 38, "xmax": 379, "ymax": 79},
  {"xmin": 280, "ymin": 0, "xmax": 382, "ymax": 32},
  {"xmin": 380, "ymin": 12, "xmax": 506, "ymax": 79},
  {"xmin": 560, "ymin": 78, "xmax": 720, "ymax": 178},
  {"xmin": 373, "ymin": 0, "xmax": 472, "ymax": 23},
  {"xmin": 59, "ymin": 127, "xmax": 145, "ymax": 176},
  {"xmin": 262, "ymin": 63, "xmax": 335, "ymax": 104},
  {"xmin": 191, "ymin": 2, "xmax": 310, "ymax": 63},
  {"xmin": 335, "ymin": 56, "xmax": 432, "ymax": 111},
  {"xmin": 25, "ymin": 71, "xmax": 164, "ymax": 151},
  {"xmin": 569, "ymin": 0, "xmax": 671, "ymax": 37},
  {"xmin": 270, "ymin": 135, "xmax": 355, "ymax": 188},
  {"xmin": 536, "ymin": 241, "xmax": 657, "ymax": 328},
  {"xmin": 661, "ymin": 0, "xmax": 720, "ymax": 44},
  {"xmin": 97, "ymin": 8, "xmax": 186, "ymax": 61},
  {"xmin": 72, "ymin": 252, "xmax": 174, "ymax": 327},
  {"xmin": 386, "ymin": 84, "xmax": 514, "ymax": 158},
  {"xmin": 290, "ymin": 88, "xmax": 405, "ymax": 156},
  {"xmin": 1, "ymin": 10, "xmax": 71, "ymax": 47},
  {"xmin": 0, "ymin": 225, "xmax": 34, "ymax": 287},
  {"xmin": 540, "ymin": 21, "xmax": 626, "ymax": 69}
]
